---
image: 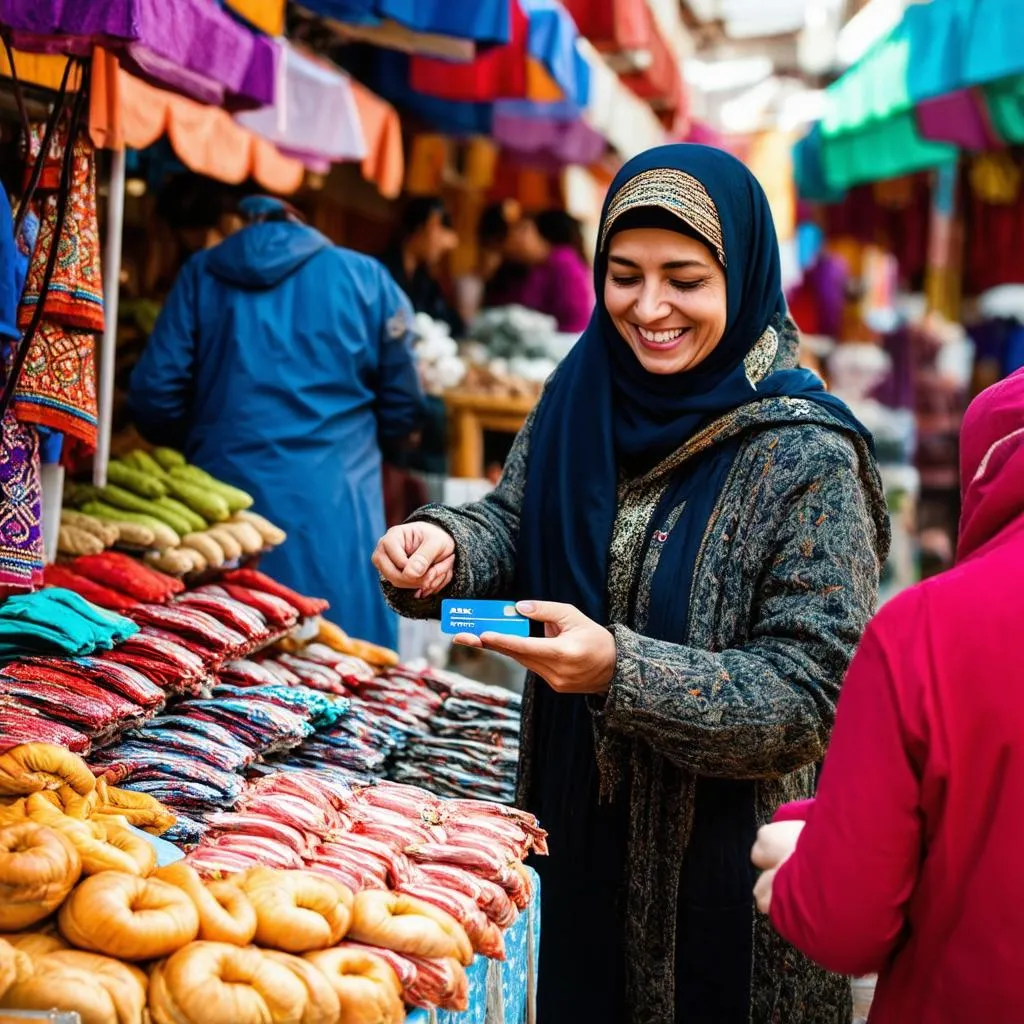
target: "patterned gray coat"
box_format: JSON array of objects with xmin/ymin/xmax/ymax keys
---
[{"xmin": 384, "ymin": 319, "xmax": 891, "ymax": 1023}]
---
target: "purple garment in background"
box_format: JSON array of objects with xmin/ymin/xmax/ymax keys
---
[
  {"xmin": 916, "ymin": 90, "xmax": 1002, "ymax": 150},
  {"xmin": 0, "ymin": 0, "xmax": 274, "ymax": 109},
  {"xmin": 803, "ymin": 253, "xmax": 848, "ymax": 340},
  {"xmin": 488, "ymin": 245, "xmax": 594, "ymax": 333},
  {"xmin": 873, "ymin": 326, "xmax": 915, "ymax": 411},
  {"xmin": 493, "ymin": 112, "xmax": 605, "ymax": 168}
]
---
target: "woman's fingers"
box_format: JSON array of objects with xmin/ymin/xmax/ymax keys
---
[
  {"xmin": 373, "ymin": 525, "xmax": 454, "ymax": 590},
  {"xmin": 402, "ymin": 530, "xmax": 454, "ymax": 583},
  {"xmin": 372, "ymin": 544, "xmax": 407, "ymax": 587},
  {"xmin": 415, "ymin": 554, "xmax": 455, "ymax": 599}
]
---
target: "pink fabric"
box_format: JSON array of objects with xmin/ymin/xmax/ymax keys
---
[
  {"xmin": 768, "ymin": 367, "xmax": 1024, "ymax": 1023},
  {"xmin": 488, "ymin": 245, "xmax": 594, "ymax": 333},
  {"xmin": 916, "ymin": 89, "xmax": 1002, "ymax": 150}
]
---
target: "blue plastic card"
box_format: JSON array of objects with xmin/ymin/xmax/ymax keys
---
[{"xmin": 441, "ymin": 599, "xmax": 530, "ymax": 637}]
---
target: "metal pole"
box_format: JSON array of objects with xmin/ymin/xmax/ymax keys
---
[{"xmin": 93, "ymin": 144, "xmax": 126, "ymax": 487}]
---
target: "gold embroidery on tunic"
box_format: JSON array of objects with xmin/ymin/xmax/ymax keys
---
[{"xmin": 600, "ymin": 168, "xmax": 726, "ymax": 266}]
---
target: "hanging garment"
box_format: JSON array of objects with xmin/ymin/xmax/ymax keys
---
[
  {"xmin": 13, "ymin": 127, "xmax": 100, "ymax": 456},
  {"xmin": 0, "ymin": 413, "xmax": 44, "ymax": 596},
  {"xmin": 12, "ymin": 321, "xmax": 97, "ymax": 452},
  {"xmin": 18, "ymin": 128, "xmax": 104, "ymax": 333}
]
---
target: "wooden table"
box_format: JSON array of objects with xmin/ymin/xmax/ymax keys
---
[{"xmin": 442, "ymin": 389, "xmax": 539, "ymax": 479}]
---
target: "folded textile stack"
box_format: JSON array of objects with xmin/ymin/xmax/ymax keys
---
[
  {"xmin": 0, "ymin": 593, "xmax": 149, "ymax": 754},
  {"xmin": 90, "ymin": 682, "xmax": 321, "ymax": 835},
  {"xmin": 185, "ymin": 769, "xmax": 547, "ymax": 1012},
  {"xmin": 389, "ymin": 669, "xmax": 522, "ymax": 805},
  {"xmin": 0, "ymin": 588, "xmax": 138, "ymax": 660}
]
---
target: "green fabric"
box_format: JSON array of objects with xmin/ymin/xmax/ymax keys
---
[
  {"xmin": 0, "ymin": 588, "xmax": 138, "ymax": 660},
  {"xmin": 823, "ymin": 30, "xmax": 913, "ymax": 137},
  {"xmin": 982, "ymin": 74, "xmax": 1024, "ymax": 142},
  {"xmin": 821, "ymin": 111, "xmax": 957, "ymax": 191},
  {"xmin": 816, "ymin": 20, "xmax": 956, "ymax": 192}
]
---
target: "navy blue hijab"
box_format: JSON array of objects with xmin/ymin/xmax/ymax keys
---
[{"xmin": 517, "ymin": 144, "xmax": 870, "ymax": 632}]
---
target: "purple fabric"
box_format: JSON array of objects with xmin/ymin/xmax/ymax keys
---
[
  {"xmin": 1, "ymin": 0, "xmax": 273, "ymax": 109},
  {"xmin": 236, "ymin": 44, "xmax": 365, "ymax": 163},
  {"xmin": 0, "ymin": 411, "xmax": 44, "ymax": 594},
  {"xmin": 916, "ymin": 90, "xmax": 1002, "ymax": 150},
  {"xmin": 487, "ymin": 245, "xmax": 594, "ymax": 333},
  {"xmin": 493, "ymin": 112, "xmax": 606, "ymax": 168}
]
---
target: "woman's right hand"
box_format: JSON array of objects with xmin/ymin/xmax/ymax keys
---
[{"xmin": 372, "ymin": 522, "xmax": 456, "ymax": 599}]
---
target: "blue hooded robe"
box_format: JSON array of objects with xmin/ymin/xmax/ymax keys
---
[{"xmin": 128, "ymin": 213, "xmax": 425, "ymax": 648}]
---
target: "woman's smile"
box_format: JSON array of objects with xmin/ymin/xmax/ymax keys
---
[{"xmin": 634, "ymin": 324, "xmax": 691, "ymax": 350}]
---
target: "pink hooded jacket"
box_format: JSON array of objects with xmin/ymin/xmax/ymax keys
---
[{"xmin": 768, "ymin": 368, "xmax": 1024, "ymax": 1023}]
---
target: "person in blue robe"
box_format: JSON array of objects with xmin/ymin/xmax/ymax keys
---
[{"xmin": 129, "ymin": 195, "xmax": 425, "ymax": 648}]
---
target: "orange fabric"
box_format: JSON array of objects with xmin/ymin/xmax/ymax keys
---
[
  {"xmin": 406, "ymin": 135, "xmax": 449, "ymax": 194},
  {"xmin": 116, "ymin": 69, "xmax": 304, "ymax": 194},
  {"xmin": 463, "ymin": 138, "xmax": 498, "ymax": 191},
  {"xmin": 0, "ymin": 48, "xmax": 75, "ymax": 92},
  {"xmin": 526, "ymin": 59, "xmax": 564, "ymax": 103},
  {"xmin": 225, "ymin": 0, "xmax": 285, "ymax": 35},
  {"xmin": 87, "ymin": 48, "xmax": 124, "ymax": 150},
  {"xmin": 351, "ymin": 82, "xmax": 404, "ymax": 200}
]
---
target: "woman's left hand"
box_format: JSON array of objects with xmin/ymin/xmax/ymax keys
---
[{"xmin": 455, "ymin": 601, "xmax": 616, "ymax": 694}]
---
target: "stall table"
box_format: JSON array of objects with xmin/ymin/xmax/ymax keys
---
[{"xmin": 442, "ymin": 391, "xmax": 538, "ymax": 479}]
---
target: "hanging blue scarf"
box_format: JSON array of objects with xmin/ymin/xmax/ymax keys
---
[{"xmin": 517, "ymin": 143, "xmax": 871, "ymax": 632}]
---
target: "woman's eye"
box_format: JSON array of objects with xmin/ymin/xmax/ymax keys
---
[
  {"xmin": 611, "ymin": 275, "xmax": 641, "ymax": 287},
  {"xmin": 670, "ymin": 279, "xmax": 704, "ymax": 292}
]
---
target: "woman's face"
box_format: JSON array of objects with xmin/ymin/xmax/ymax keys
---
[{"xmin": 604, "ymin": 227, "xmax": 727, "ymax": 375}]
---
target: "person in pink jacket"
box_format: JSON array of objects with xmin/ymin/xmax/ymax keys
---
[{"xmin": 752, "ymin": 366, "xmax": 1024, "ymax": 1023}]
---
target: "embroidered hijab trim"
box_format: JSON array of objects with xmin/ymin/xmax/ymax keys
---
[{"xmin": 599, "ymin": 166, "xmax": 727, "ymax": 266}]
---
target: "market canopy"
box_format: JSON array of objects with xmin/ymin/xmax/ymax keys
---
[
  {"xmin": 301, "ymin": 0, "xmax": 513, "ymax": 46},
  {"xmin": 0, "ymin": 0, "xmax": 276, "ymax": 109},
  {"xmin": 800, "ymin": 0, "xmax": 1024, "ymax": 195}
]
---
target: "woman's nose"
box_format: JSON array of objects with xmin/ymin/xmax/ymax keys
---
[{"xmin": 633, "ymin": 284, "xmax": 669, "ymax": 324}]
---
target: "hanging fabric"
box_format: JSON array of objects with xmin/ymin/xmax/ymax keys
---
[{"xmin": 0, "ymin": 56, "xmax": 86, "ymax": 594}]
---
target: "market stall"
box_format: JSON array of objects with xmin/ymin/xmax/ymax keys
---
[{"xmin": 0, "ymin": 443, "xmax": 546, "ymax": 1022}]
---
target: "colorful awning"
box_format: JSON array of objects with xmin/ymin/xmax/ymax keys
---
[
  {"xmin": 409, "ymin": 0, "xmax": 529, "ymax": 101},
  {"xmin": 0, "ymin": 0, "xmax": 275, "ymax": 109},
  {"xmin": 224, "ymin": 0, "xmax": 286, "ymax": 36},
  {"xmin": 407, "ymin": 0, "xmax": 587, "ymax": 107},
  {"xmin": 300, "ymin": 0, "xmax": 513, "ymax": 45},
  {"xmin": 235, "ymin": 43, "xmax": 366, "ymax": 166},
  {"xmin": 109, "ymin": 68, "xmax": 304, "ymax": 193}
]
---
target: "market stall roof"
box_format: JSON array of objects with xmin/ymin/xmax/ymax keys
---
[
  {"xmin": 559, "ymin": 0, "xmax": 685, "ymax": 118},
  {"xmin": 235, "ymin": 42, "xmax": 367, "ymax": 168},
  {"xmin": 0, "ymin": 0, "xmax": 276, "ymax": 109},
  {"xmin": 225, "ymin": 0, "xmax": 286, "ymax": 36},
  {"xmin": 299, "ymin": 0, "xmax": 513, "ymax": 47},
  {"xmin": 407, "ymin": 0, "xmax": 585, "ymax": 106},
  {"xmin": 98, "ymin": 65, "xmax": 305, "ymax": 194}
]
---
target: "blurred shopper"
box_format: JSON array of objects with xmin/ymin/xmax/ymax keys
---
[
  {"xmin": 482, "ymin": 204, "xmax": 594, "ymax": 332},
  {"xmin": 129, "ymin": 195, "xmax": 424, "ymax": 648},
  {"xmin": 381, "ymin": 195, "xmax": 462, "ymax": 337},
  {"xmin": 753, "ymin": 367, "xmax": 1024, "ymax": 1023}
]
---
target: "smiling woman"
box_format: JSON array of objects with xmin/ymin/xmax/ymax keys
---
[
  {"xmin": 374, "ymin": 144, "xmax": 890, "ymax": 1024},
  {"xmin": 604, "ymin": 228, "xmax": 728, "ymax": 375}
]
